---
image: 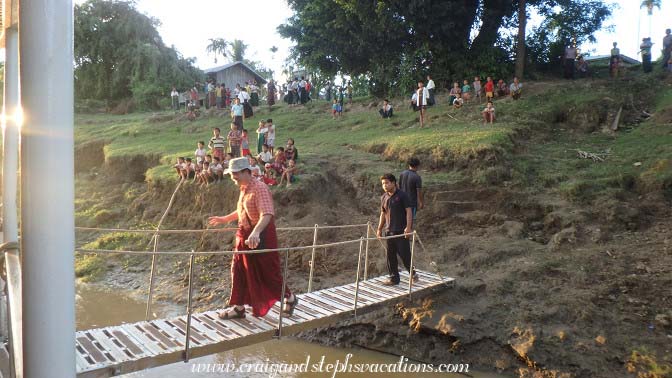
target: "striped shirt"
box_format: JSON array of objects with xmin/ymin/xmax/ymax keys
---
[
  {"xmin": 209, "ymin": 135, "xmax": 226, "ymax": 150},
  {"xmin": 237, "ymin": 179, "xmax": 274, "ymax": 229}
]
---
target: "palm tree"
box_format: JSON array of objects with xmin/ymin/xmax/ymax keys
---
[
  {"xmin": 640, "ymin": 0, "xmax": 661, "ymax": 37},
  {"xmin": 228, "ymin": 39, "xmax": 248, "ymax": 62},
  {"xmin": 206, "ymin": 38, "xmax": 229, "ymax": 64},
  {"xmin": 641, "ymin": 0, "xmax": 661, "ymax": 15}
]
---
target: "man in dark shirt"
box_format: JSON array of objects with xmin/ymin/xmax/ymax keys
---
[
  {"xmin": 376, "ymin": 173, "xmax": 417, "ymax": 286},
  {"xmin": 398, "ymin": 157, "xmax": 423, "ymax": 223}
]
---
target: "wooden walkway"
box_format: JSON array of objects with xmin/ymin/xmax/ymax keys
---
[{"xmin": 75, "ymin": 270, "xmax": 453, "ymax": 377}]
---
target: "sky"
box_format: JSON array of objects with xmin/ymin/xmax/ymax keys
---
[{"xmin": 61, "ymin": 0, "xmax": 672, "ymax": 78}]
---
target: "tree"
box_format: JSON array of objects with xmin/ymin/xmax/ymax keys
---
[
  {"xmin": 280, "ymin": 0, "xmax": 611, "ymax": 96},
  {"xmin": 206, "ymin": 38, "xmax": 229, "ymax": 64},
  {"xmin": 641, "ymin": 0, "xmax": 661, "ymax": 15},
  {"xmin": 640, "ymin": 0, "xmax": 661, "ymax": 36},
  {"xmin": 74, "ymin": 0, "xmax": 203, "ymax": 108},
  {"xmin": 515, "ymin": 0, "xmax": 527, "ymax": 78},
  {"xmin": 229, "ymin": 39, "xmax": 248, "ymax": 62}
]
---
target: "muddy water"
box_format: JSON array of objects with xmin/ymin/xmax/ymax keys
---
[{"xmin": 76, "ymin": 285, "xmax": 502, "ymax": 378}]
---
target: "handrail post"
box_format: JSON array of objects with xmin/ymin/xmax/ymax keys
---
[
  {"xmin": 183, "ymin": 253, "xmax": 195, "ymax": 362},
  {"xmin": 364, "ymin": 222, "xmax": 371, "ymax": 280},
  {"xmin": 277, "ymin": 250, "xmax": 289, "ymax": 338},
  {"xmin": 145, "ymin": 235, "xmax": 159, "ymax": 320},
  {"xmin": 307, "ymin": 224, "xmax": 319, "ymax": 293},
  {"xmin": 353, "ymin": 238, "xmax": 364, "ymax": 318},
  {"xmin": 408, "ymin": 232, "xmax": 417, "ymax": 299}
]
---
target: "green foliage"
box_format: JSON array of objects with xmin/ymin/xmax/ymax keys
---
[
  {"xmin": 74, "ymin": 0, "xmax": 204, "ymax": 109},
  {"xmin": 526, "ymin": 0, "xmax": 614, "ymax": 68},
  {"xmin": 75, "ymin": 254, "xmax": 107, "ymax": 282},
  {"xmin": 280, "ymin": 0, "xmax": 612, "ymax": 94}
]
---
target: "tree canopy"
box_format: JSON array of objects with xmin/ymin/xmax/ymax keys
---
[
  {"xmin": 279, "ymin": 0, "xmax": 613, "ymax": 96},
  {"xmin": 74, "ymin": 0, "xmax": 203, "ymax": 109}
]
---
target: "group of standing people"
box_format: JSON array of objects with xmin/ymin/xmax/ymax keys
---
[{"xmin": 282, "ymin": 76, "xmax": 312, "ymax": 106}]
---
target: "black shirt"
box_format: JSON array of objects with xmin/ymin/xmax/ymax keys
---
[
  {"xmin": 381, "ymin": 189, "xmax": 411, "ymax": 233},
  {"xmin": 399, "ymin": 169, "xmax": 422, "ymax": 207}
]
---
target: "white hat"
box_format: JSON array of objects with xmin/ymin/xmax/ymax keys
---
[{"xmin": 223, "ymin": 157, "xmax": 252, "ymax": 174}]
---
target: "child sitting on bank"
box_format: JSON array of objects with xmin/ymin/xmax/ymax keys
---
[
  {"xmin": 193, "ymin": 160, "xmax": 203, "ymax": 182},
  {"xmin": 461, "ymin": 80, "xmax": 471, "ymax": 101},
  {"xmin": 379, "ymin": 99, "xmax": 394, "ymax": 118},
  {"xmin": 198, "ymin": 161, "xmax": 211, "ymax": 186},
  {"xmin": 257, "ymin": 144, "xmax": 273, "ymax": 166},
  {"xmin": 453, "ymin": 93, "xmax": 464, "ymax": 109},
  {"xmin": 182, "ymin": 158, "xmax": 195, "ymax": 180},
  {"xmin": 262, "ymin": 163, "xmax": 278, "ymax": 186},
  {"xmin": 285, "ymin": 138, "xmax": 298, "ymax": 162},
  {"xmin": 273, "ymin": 147, "xmax": 286, "ymax": 175},
  {"xmin": 278, "ymin": 159, "xmax": 298, "ymax": 187},
  {"xmin": 212, "ymin": 156, "xmax": 224, "ymax": 182},
  {"xmin": 482, "ymin": 101, "xmax": 496, "ymax": 124},
  {"xmin": 249, "ymin": 156, "xmax": 263, "ymax": 181},
  {"xmin": 174, "ymin": 157, "xmax": 186, "ymax": 178}
]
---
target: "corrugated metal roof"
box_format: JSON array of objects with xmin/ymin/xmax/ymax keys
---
[
  {"xmin": 203, "ymin": 61, "xmax": 268, "ymax": 84},
  {"xmin": 584, "ymin": 54, "xmax": 641, "ymax": 65}
]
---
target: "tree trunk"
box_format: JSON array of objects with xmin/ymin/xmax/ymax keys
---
[
  {"xmin": 470, "ymin": 0, "xmax": 513, "ymax": 52},
  {"xmin": 515, "ymin": 0, "xmax": 526, "ymax": 78}
]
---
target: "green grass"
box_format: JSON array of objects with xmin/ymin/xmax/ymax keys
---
[{"xmin": 77, "ymin": 76, "xmax": 672, "ymax": 200}]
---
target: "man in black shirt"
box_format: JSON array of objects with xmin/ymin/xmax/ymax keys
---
[
  {"xmin": 398, "ymin": 157, "xmax": 423, "ymax": 223},
  {"xmin": 376, "ymin": 173, "xmax": 417, "ymax": 285}
]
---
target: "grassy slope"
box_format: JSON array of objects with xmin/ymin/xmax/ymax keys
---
[{"xmin": 75, "ymin": 75, "xmax": 672, "ymax": 200}]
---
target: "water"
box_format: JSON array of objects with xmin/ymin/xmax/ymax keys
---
[{"xmin": 76, "ymin": 284, "xmax": 503, "ymax": 378}]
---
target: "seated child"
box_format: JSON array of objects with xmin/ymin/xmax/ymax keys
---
[
  {"xmin": 279, "ymin": 159, "xmax": 298, "ymax": 187},
  {"xmin": 262, "ymin": 163, "xmax": 278, "ymax": 186},
  {"xmin": 461, "ymin": 80, "xmax": 471, "ymax": 101},
  {"xmin": 285, "ymin": 138, "xmax": 298, "ymax": 162},
  {"xmin": 222, "ymin": 153, "xmax": 234, "ymax": 168},
  {"xmin": 453, "ymin": 93, "xmax": 464, "ymax": 109},
  {"xmin": 448, "ymin": 82, "xmax": 461, "ymax": 106},
  {"xmin": 198, "ymin": 161, "xmax": 211, "ymax": 186},
  {"xmin": 182, "ymin": 158, "xmax": 195, "ymax": 179},
  {"xmin": 193, "ymin": 160, "xmax": 203, "ymax": 182},
  {"xmin": 496, "ymin": 79, "xmax": 508, "ymax": 97},
  {"xmin": 212, "ymin": 156, "xmax": 224, "ymax": 182},
  {"xmin": 174, "ymin": 157, "xmax": 186, "ymax": 178},
  {"xmin": 257, "ymin": 144, "xmax": 273, "ymax": 166},
  {"xmin": 482, "ymin": 101, "xmax": 496, "ymax": 124},
  {"xmin": 249, "ymin": 156, "xmax": 262, "ymax": 181},
  {"xmin": 379, "ymin": 99, "xmax": 394, "ymax": 118},
  {"xmin": 273, "ymin": 147, "xmax": 286, "ymax": 175}
]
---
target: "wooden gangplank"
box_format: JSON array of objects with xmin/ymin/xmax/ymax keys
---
[{"xmin": 75, "ymin": 270, "xmax": 453, "ymax": 377}]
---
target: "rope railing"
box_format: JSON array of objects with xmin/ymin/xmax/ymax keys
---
[
  {"xmin": 75, "ymin": 223, "xmax": 370, "ymax": 234},
  {"xmin": 75, "ymin": 233, "xmax": 413, "ymax": 256}
]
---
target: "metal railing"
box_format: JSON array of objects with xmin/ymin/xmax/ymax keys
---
[{"xmin": 75, "ymin": 227, "xmax": 425, "ymax": 362}]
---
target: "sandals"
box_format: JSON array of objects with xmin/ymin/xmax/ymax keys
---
[
  {"xmin": 218, "ymin": 306, "xmax": 246, "ymax": 320},
  {"xmin": 283, "ymin": 296, "xmax": 299, "ymax": 316}
]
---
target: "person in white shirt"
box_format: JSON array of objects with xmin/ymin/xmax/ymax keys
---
[
  {"xmin": 256, "ymin": 144, "xmax": 273, "ymax": 166},
  {"xmin": 379, "ymin": 99, "xmax": 394, "ymax": 118},
  {"xmin": 265, "ymin": 119, "xmax": 276, "ymax": 154},
  {"xmin": 194, "ymin": 141, "xmax": 207, "ymax": 164},
  {"xmin": 170, "ymin": 86, "xmax": 179, "ymax": 112},
  {"xmin": 426, "ymin": 75, "xmax": 436, "ymax": 106},
  {"xmin": 414, "ymin": 81, "xmax": 430, "ymax": 128},
  {"xmin": 509, "ymin": 77, "xmax": 523, "ymax": 100}
]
